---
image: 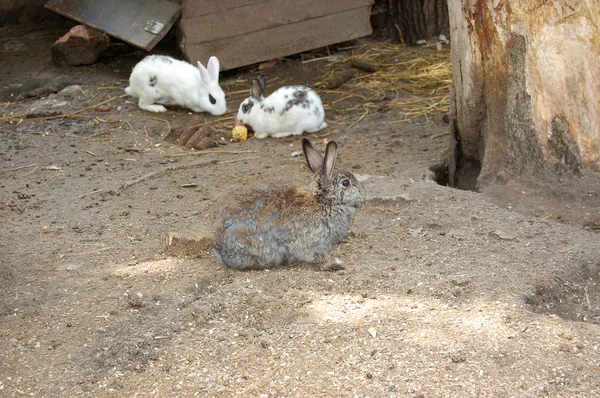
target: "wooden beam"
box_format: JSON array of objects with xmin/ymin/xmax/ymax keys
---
[
  {"xmin": 181, "ymin": 0, "xmax": 373, "ymax": 44},
  {"xmin": 182, "ymin": 6, "xmax": 373, "ymax": 70}
]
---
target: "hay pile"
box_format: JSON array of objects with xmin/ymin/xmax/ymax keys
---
[{"xmin": 316, "ymin": 41, "xmax": 452, "ymax": 123}]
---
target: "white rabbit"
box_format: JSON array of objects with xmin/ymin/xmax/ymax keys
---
[
  {"xmin": 125, "ymin": 55, "xmax": 226, "ymax": 115},
  {"xmin": 235, "ymin": 73, "xmax": 327, "ymax": 138}
]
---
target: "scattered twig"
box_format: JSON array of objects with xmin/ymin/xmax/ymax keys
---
[
  {"xmin": 79, "ymin": 189, "xmax": 106, "ymax": 198},
  {"xmin": 208, "ymin": 115, "xmax": 235, "ymax": 124},
  {"xmin": 348, "ymin": 106, "xmax": 370, "ymax": 129},
  {"xmin": 311, "ymin": 132, "xmax": 331, "ymax": 139},
  {"xmin": 322, "ymin": 90, "xmax": 368, "ymax": 102},
  {"xmin": 72, "ymin": 94, "xmax": 128, "ymax": 115},
  {"xmin": 22, "ymin": 95, "xmax": 129, "ymax": 122},
  {"xmin": 71, "ymin": 247, "xmax": 112, "ymax": 255},
  {"xmin": 26, "ymin": 111, "xmax": 62, "ymax": 119},
  {"xmin": 120, "ymin": 120, "xmax": 137, "ymax": 134},
  {"xmin": 0, "ymin": 163, "xmax": 37, "ymax": 173},
  {"xmin": 166, "ymin": 149, "xmax": 257, "ymax": 157},
  {"xmin": 4, "ymin": 94, "xmax": 129, "ymax": 123},
  {"xmin": 26, "ymin": 114, "xmax": 95, "ymax": 122},
  {"xmin": 21, "ymin": 166, "xmax": 38, "ymax": 177},
  {"xmin": 584, "ymin": 287, "xmax": 592, "ymax": 311},
  {"xmin": 226, "ymin": 89, "xmax": 251, "ymax": 96},
  {"xmin": 431, "ymin": 132, "xmax": 450, "ymax": 139},
  {"xmin": 82, "ymin": 129, "xmax": 115, "ymax": 142},
  {"xmin": 394, "ymin": 24, "xmax": 405, "ymax": 45},
  {"xmin": 138, "ymin": 116, "xmax": 170, "ymax": 138},
  {"xmin": 302, "ymin": 55, "xmax": 335, "ymax": 64}
]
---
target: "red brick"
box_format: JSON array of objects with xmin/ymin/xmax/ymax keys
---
[{"xmin": 51, "ymin": 25, "xmax": 110, "ymax": 66}]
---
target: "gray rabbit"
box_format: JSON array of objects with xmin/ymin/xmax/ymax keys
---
[{"xmin": 213, "ymin": 138, "xmax": 366, "ymax": 269}]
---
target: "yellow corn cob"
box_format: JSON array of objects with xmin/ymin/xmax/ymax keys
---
[{"xmin": 231, "ymin": 125, "xmax": 249, "ymax": 142}]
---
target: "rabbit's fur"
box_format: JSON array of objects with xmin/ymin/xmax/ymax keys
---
[
  {"xmin": 235, "ymin": 73, "xmax": 327, "ymax": 138},
  {"xmin": 214, "ymin": 138, "xmax": 365, "ymax": 269},
  {"xmin": 125, "ymin": 55, "xmax": 226, "ymax": 115}
]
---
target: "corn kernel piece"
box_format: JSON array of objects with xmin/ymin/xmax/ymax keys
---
[{"xmin": 231, "ymin": 125, "xmax": 249, "ymax": 142}]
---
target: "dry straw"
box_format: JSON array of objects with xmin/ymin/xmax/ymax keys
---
[{"xmin": 317, "ymin": 41, "xmax": 452, "ymax": 120}]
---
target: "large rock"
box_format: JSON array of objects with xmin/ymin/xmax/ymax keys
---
[{"xmin": 51, "ymin": 25, "xmax": 110, "ymax": 66}]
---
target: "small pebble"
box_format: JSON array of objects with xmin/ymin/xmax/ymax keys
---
[
  {"xmin": 192, "ymin": 210, "xmax": 201, "ymax": 216},
  {"xmin": 290, "ymin": 150, "xmax": 302, "ymax": 157}
]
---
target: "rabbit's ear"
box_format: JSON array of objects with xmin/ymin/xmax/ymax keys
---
[
  {"xmin": 250, "ymin": 78, "xmax": 264, "ymax": 99},
  {"xmin": 257, "ymin": 73, "xmax": 267, "ymax": 92},
  {"xmin": 207, "ymin": 56, "xmax": 220, "ymax": 83},
  {"xmin": 302, "ymin": 138, "xmax": 323, "ymax": 173},
  {"xmin": 322, "ymin": 141, "xmax": 338, "ymax": 183},
  {"xmin": 198, "ymin": 61, "xmax": 210, "ymax": 83}
]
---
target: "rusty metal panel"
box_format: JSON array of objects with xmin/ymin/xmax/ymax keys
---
[{"xmin": 44, "ymin": 0, "xmax": 181, "ymax": 51}]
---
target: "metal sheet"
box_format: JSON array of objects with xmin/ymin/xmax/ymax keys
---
[{"xmin": 45, "ymin": 0, "xmax": 181, "ymax": 51}]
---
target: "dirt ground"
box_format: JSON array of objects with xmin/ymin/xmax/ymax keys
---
[{"xmin": 1, "ymin": 27, "xmax": 600, "ymax": 397}]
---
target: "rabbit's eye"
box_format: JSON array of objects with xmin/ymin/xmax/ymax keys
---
[
  {"xmin": 242, "ymin": 104, "xmax": 250, "ymax": 113},
  {"xmin": 341, "ymin": 178, "xmax": 351, "ymax": 188},
  {"xmin": 209, "ymin": 94, "xmax": 216, "ymax": 105}
]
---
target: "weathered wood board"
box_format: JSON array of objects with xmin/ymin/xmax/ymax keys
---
[
  {"xmin": 44, "ymin": 0, "xmax": 182, "ymax": 51},
  {"xmin": 180, "ymin": 0, "xmax": 373, "ymax": 70}
]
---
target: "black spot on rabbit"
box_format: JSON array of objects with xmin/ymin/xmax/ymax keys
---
[
  {"xmin": 149, "ymin": 75, "xmax": 158, "ymax": 87},
  {"xmin": 282, "ymin": 89, "xmax": 309, "ymax": 114},
  {"xmin": 261, "ymin": 104, "xmax": 275, "ymax": 113},
  {"xmin": 156, "ymin": 55, "xmax": 173, "ymax": 64}
]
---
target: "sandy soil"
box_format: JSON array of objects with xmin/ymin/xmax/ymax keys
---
[{"xmin": 1, "ymin": 28, "xmax": 599, "ymax": 397}]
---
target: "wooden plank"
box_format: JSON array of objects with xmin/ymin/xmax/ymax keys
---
[
  {"xmin": 181, "ymin": 0, "xmax": 373, "ymax": 44},
  {"xmin": 182, "ymin": 7, "xmax": 373, "ymax": 71},
  {"xmin": 44, "ymin": 0, "xmax": 181, "ymax": 51},
  {"xmin": 182, "ymin": 0, "xmax": 266, "ymax": 19}
]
